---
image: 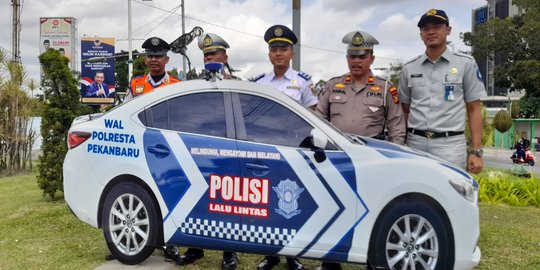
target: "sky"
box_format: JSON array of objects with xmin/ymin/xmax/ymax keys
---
[{"xmin": 0, "ymin": 0, "xmax": 487, "ymax": 87}]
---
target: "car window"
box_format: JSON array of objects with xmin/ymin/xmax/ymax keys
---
[
  {"xmin": 238, "ymin": 93, "xmax": 313, "ymax": 147},
  {"xmin": 145, "ymin": 92, "xmax": 227, "ymax": 137}
]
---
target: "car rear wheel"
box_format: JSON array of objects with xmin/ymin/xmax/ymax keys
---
[
  {"xmin": 102, "ymin": 182, "xmax": 161, "ymax": 265},
  {"xmin": 368, "ymin": 200, "xmax": 454, "ymax": 270}
]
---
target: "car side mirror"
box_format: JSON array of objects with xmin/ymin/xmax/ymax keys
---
[
  {"xmin": 299, "ymin": 129, "xmax": 327, "ymax": 163},
  {"xmin": 311, "ymin": 129, "xmax": 328, "ymax": 149}
]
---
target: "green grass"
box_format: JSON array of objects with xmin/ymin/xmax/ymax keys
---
[
  {"xmin": 476, "ymin": 204, "xmax": 540, "ymax": 269},
  {"xmin": 0, "ymin": 173, "xmax": 106, "ymax": 270},
  {"xmin": 2, "ymin": 171, "xmax": 540, "ymax": 269}
]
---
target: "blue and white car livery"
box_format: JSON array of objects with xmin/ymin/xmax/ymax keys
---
[{"xmin": 63, "ymin": 79, "xmax": 481, "ymax": 270}]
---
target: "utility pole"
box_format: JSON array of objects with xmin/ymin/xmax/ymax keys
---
[
  {"xmin": 181, "ymin": 0, "xmax": 186, "ymax": 79},
  {"xmin": 128, "ymin": 0, "xmax": 133, "ymax": 82},
  {"xmin": 292, "ymin": 0, "xmax": 300, "ymax": 70},
  {"xmin": 11, "ymin": 0, "xmax": 21, "ymax": 63}
]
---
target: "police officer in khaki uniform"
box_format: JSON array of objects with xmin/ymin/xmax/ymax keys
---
[
  {"xmin": 198, "ymin": 33, "xmax": 240, "ymax": 80},
  {"xmin": 175, "ymin": 33, "xmax": 238, "ymax": 270},
  {"xmin": 316, "ymin": 31, "xmax": 406, "ymax": 145},
  {"xmin": 398, "ymin": 9, "xmax": 487, "ymax": 172}
]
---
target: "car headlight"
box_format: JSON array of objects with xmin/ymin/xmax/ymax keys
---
[{"xmin": 449, "ymin": 178, "xmax": 476, "ymax": 203}]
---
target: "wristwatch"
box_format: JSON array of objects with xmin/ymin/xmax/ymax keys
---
[{"xmin": 468, "ymin": 148, "xmax": 484, "ymax": 158}]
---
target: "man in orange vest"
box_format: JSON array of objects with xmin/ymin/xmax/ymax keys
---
[{"xmin": 124, "ymin": 36, "xmax": 180, "ymax": 102}]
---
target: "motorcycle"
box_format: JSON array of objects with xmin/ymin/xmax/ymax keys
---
[{"xmin": 511, "ymin": 148, "xmax": 535, "ymax": 166}]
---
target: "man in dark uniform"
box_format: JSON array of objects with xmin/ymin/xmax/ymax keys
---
[
  {"xmin": 316, "ymin": 31, "xmax": 406, "ymax": 146},
  {"xmin": 123, "ymin": 36, "xmax": 180, "ymax": 102},
  {"xmin": 174, "ymin": 33, "xmax": 238, "ymax": 270},
  {"xmin": 254, "ymin": 25, "xmax": 308, "ymax": 270}
]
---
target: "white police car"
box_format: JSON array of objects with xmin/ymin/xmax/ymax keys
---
[{"xmin": 63, "ymin": 79, "xmax": 480, "ymax": 269}]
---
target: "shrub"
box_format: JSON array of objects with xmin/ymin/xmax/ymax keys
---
[{"xmin": 477, "ymin": 173, "xmax": 540, "ymax": 207}]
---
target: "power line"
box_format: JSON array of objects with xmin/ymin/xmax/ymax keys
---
[
  {"xmin": 118, "ymin": 4, "xmax": 182, "ymax": 40},
  {"xmin": 132, "ymin": 0, "xmax": 401, "ymax": 61},
  {"xmin": 142, "ymin": 4, "xmax": 182, "ymax": 37}
]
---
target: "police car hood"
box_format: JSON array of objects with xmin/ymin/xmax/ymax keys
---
[{"xmin": 354, "ymin": 135, "xmax": 472, "ymax": 179}]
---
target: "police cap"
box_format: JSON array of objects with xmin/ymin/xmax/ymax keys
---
[
  {"xmin": 264, "ymin": 25, "xmax": 297, "ymax": 47},
  {"xmin": 417, "ymin": 9, "xmax": 449, "ymax": 28},
  {"xmin": 342, "ymin": 31, "xmax": 379, "ymax": 56},
  {"xmin": 198, "ymin": 33, "xmax": 230, "ymax": 53},
  {"xmin": 142, "ymin": 37, "xmax": 171, "ymax": 56}
]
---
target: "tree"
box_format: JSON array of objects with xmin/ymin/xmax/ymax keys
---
[
  {"xmin": 37, "ymin": 49, "xmax": 83, "ymax": 198},
  {"xmin": 388, "ymin": 62, "xmax": 403, "ymax": 86},
  {"xmin": 465, "ymin": 105, "xmax": 494, "ymax": 147},
  {"xmin": 462, "ymin": 0, "xmax": 540, "ymax": 117},
  {"xmin": 0, "ymin": 50, "xmax": 40, "ymax": 175}
]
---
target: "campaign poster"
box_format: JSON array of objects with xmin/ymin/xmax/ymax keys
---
[
  {"xmin": 80, "ymin": 37, "xmax": 116, "ymax": 104},
  {"xmin": 40, "ymin": 17, "xmax": 78, "ymax": 71}
]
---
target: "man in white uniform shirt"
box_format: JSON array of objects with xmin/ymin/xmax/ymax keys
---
[{"xmin": 253, "ymin": 24, "xmax": 317, "ymax": 111}]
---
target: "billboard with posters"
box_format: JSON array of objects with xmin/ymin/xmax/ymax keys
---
[
  {"xmin": 80, "ymin": 37, "xmax": 116, "ymax": 104},
  {"xmin": 39, "ymin": 17, "xmax": 78, "ymax": 71}
]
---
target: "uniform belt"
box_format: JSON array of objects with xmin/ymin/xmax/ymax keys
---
[{"xmin": 407, "ymin": 128, "xmax": 464, "ymax": 139}]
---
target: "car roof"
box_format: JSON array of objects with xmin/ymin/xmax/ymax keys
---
[{"xmin": 122, "ymin": 79, "xmax": 307, "ymax": 113}]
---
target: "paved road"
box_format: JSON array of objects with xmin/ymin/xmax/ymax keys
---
[{"xmin": 483, "ymin": 147, "xmax": 540, "ymax": 174}]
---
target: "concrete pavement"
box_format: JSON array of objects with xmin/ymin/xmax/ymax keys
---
[{"xmin": 94, "ymin": 256, "xmax": 178, "ymax": 270}]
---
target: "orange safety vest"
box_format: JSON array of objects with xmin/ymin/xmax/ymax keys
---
[{"xmin": 130, "ymin": 74, "xmax": 181, "ymax": 97}]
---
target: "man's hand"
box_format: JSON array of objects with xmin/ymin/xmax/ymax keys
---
[{"xmin": 467, "ymin": 155, "xmax": 483, "ymax": 174}]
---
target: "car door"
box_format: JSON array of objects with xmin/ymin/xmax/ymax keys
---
[
  {"xmin": 231, "ymin": 92, "xmax": 364, "ymax": 260},
  {"xmin": 141, "ymin": 91, "xmax": 243, "ymax": 247}
]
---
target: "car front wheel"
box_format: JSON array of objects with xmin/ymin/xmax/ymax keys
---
[
  {"xmin": 102, "ymin": 182, "xmax": 161, "ymax": 265},
  {"xmin": 369, "ymin": 200, "xmax": 454, "ymax": 270}
]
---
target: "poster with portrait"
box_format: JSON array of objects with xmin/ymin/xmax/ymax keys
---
[
  {"xmin": 39, "ymin": 17, "xmax": 78, "ymax": 71},
  {"xmin": 80, "ymin": 37, "xmax": 116, "ymax": 104}
]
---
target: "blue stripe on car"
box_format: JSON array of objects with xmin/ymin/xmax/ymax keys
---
[{"xmin": 143, "ymin": 129, "xmax": 191, "ymax": 215}]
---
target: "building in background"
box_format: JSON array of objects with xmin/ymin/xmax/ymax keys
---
[
  {"xmin": 471, "ymin": 0, "xmax": 524, "ymax": 96},
  {"xmin": 39, "ymin": 17, "xmax": 79, "ymax": 73}
]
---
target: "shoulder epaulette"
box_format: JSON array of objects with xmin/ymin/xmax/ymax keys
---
[
  {"xmin": 298, "ymin": 71, "xmax": 312, "ymax": 81},
  {"xmin": 251, "ymin": 73, "xmax": 265, "ymax": 82},
  {"xmin": 327, "ymin": 73, "xmax": 349, "ymax": 83},
  {"xmin": 452, "ymin": 51, "xmax": 474, "ymax": 60},
  {"xmin": 327, "ymin": 75, "xmax": 342, "ymax": 81},
  {"xmin": 403, "ymin": 55, "xmax": 422, "ymax": 66}
]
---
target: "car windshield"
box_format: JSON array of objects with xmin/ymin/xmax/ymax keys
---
[{"xmin": 345, "ymin": 133, "xmax": 366, "ymax": 144}]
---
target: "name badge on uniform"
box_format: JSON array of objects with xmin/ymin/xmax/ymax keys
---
[
  {"xmin": 287, "ymin": 80, "xmax": 301, "ymax": 90},
  {"xmin": 367, "ymin": 91, "xmax": 382, "ymax": 97},
  {"xmin": 135, "ymin": 85, "xmax": 145, "ymax": 94},
  {"xmin": 444, "ymin": 85, "xmax": 455, "ymax": 101}
]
